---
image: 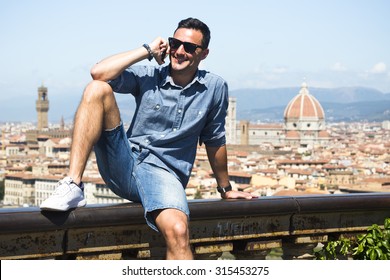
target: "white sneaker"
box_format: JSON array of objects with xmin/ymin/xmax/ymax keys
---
[{"xmin": 40, "ymin": 177, "xmax": 87, "ymax": 211}]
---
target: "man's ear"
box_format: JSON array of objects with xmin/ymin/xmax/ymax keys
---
[{"xmin": 201, "ymin": 49, "xmax": 209, "ymax": 60}]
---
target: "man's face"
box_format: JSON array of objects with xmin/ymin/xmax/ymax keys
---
[{"xmin": 169, "ymin": 28, "xmax": 209, "ymax": 75}]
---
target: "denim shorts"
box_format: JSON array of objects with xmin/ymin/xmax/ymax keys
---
[{"xmin": 94, "ymin": 123, "xmax": 189, "ymax": 232}]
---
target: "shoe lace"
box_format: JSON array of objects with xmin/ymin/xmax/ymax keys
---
[{"xmin": 53, "ymin": 178, "xmax": 72, "ymax": 196}]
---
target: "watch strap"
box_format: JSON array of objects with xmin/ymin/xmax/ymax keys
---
[
  {"xmin": 217, "ymin": 184, "xmax": 232, "ymax": 194},
  {"xmin": 142, "ymin": 44, "xmax": 153, "ymax": 61}
]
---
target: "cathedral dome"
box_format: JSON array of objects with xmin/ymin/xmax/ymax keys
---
[{"xmin": 284, "ymin": 83, "xmax": 325, "ymax": 121}]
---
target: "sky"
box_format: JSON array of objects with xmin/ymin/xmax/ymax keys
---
[{"xmin": 0, "ymin": 0, "xmax": 389, "ymax": 122}]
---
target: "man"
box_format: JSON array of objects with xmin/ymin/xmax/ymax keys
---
[{"xmin": 40, "ymin": 18, "xmax": 256, "ymax": 259}]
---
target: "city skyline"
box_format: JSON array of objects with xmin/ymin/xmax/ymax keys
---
[{"xmin": 1, "ymin": 0, "xmax": 390, "ymax": 122}]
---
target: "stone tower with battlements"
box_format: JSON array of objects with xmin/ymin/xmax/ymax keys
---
[{"xmin": 36, "ymin": 85, "xmax": 49, "ymax": 130}]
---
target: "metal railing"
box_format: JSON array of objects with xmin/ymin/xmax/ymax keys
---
[{"xmin": 1, "ymin": 193, "xmax": 390, "ymax": 260}]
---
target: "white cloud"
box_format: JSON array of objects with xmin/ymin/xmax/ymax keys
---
[
  {"xmin": 227, "ymin": 61, "xmax": 390, "ymax": 92},
  {"xmin": 369, "ymin": 62, "xmax": 387, "ymax": 74},
  {"xmin": 331, "ymin": 62, "xmax": 347, "ymax": 72}
]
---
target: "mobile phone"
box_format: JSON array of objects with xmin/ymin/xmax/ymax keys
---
[{"xmin": 161, "ymin": 50, "xmax": 166, "ymax": 63}]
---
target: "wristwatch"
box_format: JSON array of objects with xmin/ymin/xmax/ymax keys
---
[
  {"xmin": 142, "ymin": 44, "xmax": 153, "ymax": 61},
  {"xmin": 217, "ymin": 184, "xmax": 232, "ymax": 194}
]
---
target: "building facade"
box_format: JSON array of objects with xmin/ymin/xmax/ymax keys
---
[
  {"xmin": 27, "ymin": 86, "xmax": 71, "ymax": 144},
  {"xmin": 231, "ymin": 83, "xmax": 331, "ymax": 147},
  {"xmin": 283, "ymin": 82, "xmax": 331, "ymax": 146},
  {"xmin": 225, "ymin": 97, "xmax": 237, "ymax": 144}
]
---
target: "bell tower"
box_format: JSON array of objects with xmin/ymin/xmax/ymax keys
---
[{"xmin": 36, "ymin": 85, "xmax": 49, "ymax": 130}]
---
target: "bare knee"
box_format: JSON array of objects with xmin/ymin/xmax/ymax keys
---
[
  {"xmin": 163, "ymin": 220, "xmax": 192, "ymax": 258},
  {"xmin": 154, "ymin": 209, "xmax": 193, "ymax": 259},
  {"xmin": 77, "ymin": 80, "xmax": 120, "ymax": 129},
  {"xmin": 155, "ymin": 210, "xmax": 190, "ymax": 245},
  {"xmin": 82, "ymin": 80, "xmax": 113, "ymax": 104},
  {"xmin": 165, "ymin": 220, "xmax": 189, "ymax": 241}
]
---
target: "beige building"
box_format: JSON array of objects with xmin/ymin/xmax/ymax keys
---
[
  {"xmin": 4, "ymin": 173, "xmax": 35, "ymax": 206},
  {"xmin": 4, "ymin": 173, "xmax": 126, "ymax": 207},
  {"xmin": 26, "ymin": 85, "xmax": 71, "ymax": 144},
  {"xmin": 284, "ymin": 82, "xmax": 331, "ymax": 146},
  {"xmin": 225, "ymin": 97, "xmax": 237, "ymax": 144},
  {"xmin": 230, "ymin": 83, "xmax": 332, "ymax": 147}
]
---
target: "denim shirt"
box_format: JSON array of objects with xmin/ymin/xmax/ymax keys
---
[{"xmin": 108, "ymin": 64, "xmax": 228, "ymax": 186}]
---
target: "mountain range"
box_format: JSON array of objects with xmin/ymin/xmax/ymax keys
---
[
  {"xmin": 1, "ymin": 86, "xmax": 389, "ymax": 123},
  {"xmin": 230, "ymin": 87, "xmax": 390, "ymax": 122}
]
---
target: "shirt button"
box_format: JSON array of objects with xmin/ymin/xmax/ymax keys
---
[
  {"xmin": 145, "ymin": 139, "xmax": 150, "ymax": 143},
  {"xmin": 178, "ymin": 109, "xmax": 182, "ymax": 113},
  {"xmin": 173, "ymin": 128, "xmax": 177, "ymax": 131}
]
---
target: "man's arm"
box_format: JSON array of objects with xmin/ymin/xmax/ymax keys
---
[
  {"xmin": 90, "ymin": 37, "xmax": 168, "ymax": 82},
  {"xmin": 206, "ymin": 145, "xmax": 257, "ymax": 199}
]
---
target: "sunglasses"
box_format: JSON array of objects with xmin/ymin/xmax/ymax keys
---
[{"xmin": 168, "ymin": 37, "xmax": 203, "ymax": 54}]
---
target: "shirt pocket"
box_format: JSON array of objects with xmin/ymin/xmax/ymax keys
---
[
  {"xmin": 181, "ymin": 107, "xmax": 207, "ymax": 133},
  {"xmin": 137, "ymin": 103, "xmax": 173, "ymax": 133}
]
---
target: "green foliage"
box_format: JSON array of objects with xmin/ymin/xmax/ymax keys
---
[
  {"xmin": 0, "ymin": 179, "xmax": 4, "ymax": 200},
  {"xmin": 315, "ymin": 218, "xmax": 390, "ymax": 260},
  {"xmin": 194, "ymin": 188, "xmax": 203, "ymax": 199}
]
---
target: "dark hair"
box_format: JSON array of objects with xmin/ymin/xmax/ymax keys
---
[{"xmin": 175, "ymin": 17, "xmax": 211, "ymax": 49}]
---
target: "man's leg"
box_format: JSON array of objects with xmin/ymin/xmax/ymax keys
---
[
  {"xmin": 69, "ymin": 80, "xmax": 121, "ymax": 185},
  {"xmin": 154, "ymin": 208, "xmax": 193, "ymax": 260},
  {"xmin": 40, "ymin": 80, "xmax": 120, "ymax": 211}
]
